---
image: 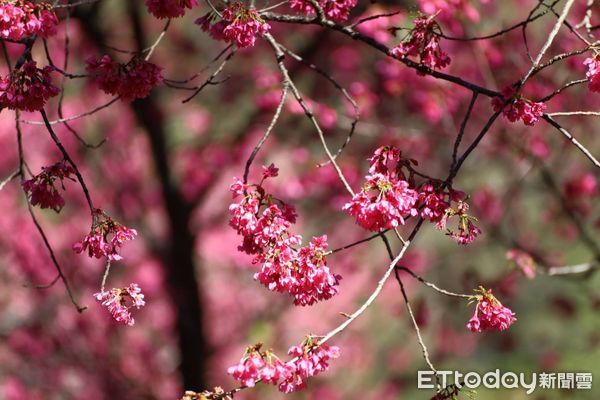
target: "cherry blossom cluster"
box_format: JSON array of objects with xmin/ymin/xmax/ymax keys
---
[
  {"xmin": 492, "ymin": 87, "xmax": 546, "ymax": 126},
  {"xmin": 227, "ymin": 338, "xmax": 340, "ymax": 393},
  {"xmin": 73, "ymin": 209, "xmax": 137, "ymax": 261},
  {"xmin": 145, "ymin": 0, "xmax": 197, "ymax": 19},
  {"xmin": 21, "ymin": 160, "xmax": 74, "ymax": 212},
  {"xmin": 466, "ymin": 287, "xmax": 516, "ymax": 333},
  {"xmin": 0, "ymin": 0, "xmax": 58, "ymax": 40},
  {"xmin": 345, "ymin": 146, "xmax": 481, "ymax": 245},
  {"xmin": 219, "ymin": 2, "xmax": 271, "ymax": 48},
  {"xmin": 289, "ymin": 0, "xmax": 358, "ymax": 23},
  {"xmin": 390, "ymin": 15, "xmax": 451, "ymax": 70},
  {"xmin": 229, "ymin": 165, "xmax": 341, "ymax": 305},
  {"xmin": 344, "ymin": 146, "xmax": 419, "ymax": 231},
  {"xmin": 437, "ymin": 200, "xmax": 481, "ymax": 245},
  {"xmin": 85, "ymin": 55, "xmax": 163, "ymax": 102},
  {"xmin": 196, "ymin": 3, "xmax": 270, "ymax": 49},
  {"xmin": 94, "ymin": 283, "xmax": 146, "ymax": 326},
  {"xmin": 343, "ymin": 173, "xmax": 418, "ymax": 231},
  {"xmin": 583, "ymin": 55, "xmax": 600, "ymax": 92},
  {"xmin": 0, "ymin": 60, "xmax": 59, "ymax": 111}
]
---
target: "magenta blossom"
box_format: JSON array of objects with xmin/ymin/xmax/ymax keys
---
[
  {"xmin": 343, "ymin": 173, "xmax": 418, "ymax": 231},
  {"xmin": 279, "ymin": 339, "xmax": 340, "ymax": 393},
  {"xmin": 289, "ymin": 0, "xmax": 358, "ymax": 22},
  {"xmin": 492, "ymin": 86, "xmax": 546, "ymax": 126},
  {"xmin": 86, "ymin": 55, "xmax": 163, "ymax": 101},
  {"xmin": 220, "ymin": 3, "xmax": 270, "ymax": 48},
  {"xmin": 145, "ymin": 0, "xmax": 197, "ymax": 18},
  {"xmin": 229, "ymin": 171, "xmax": 341, "ymax": 305},
  {"xmin": 467, "ymin": 287, "xmax": 516, "ymax": 333},
  {"xmin": 94, "ymin": 283, "xmax": 146, "ymax": 326},
  {"xmin": 438, "ymin": 201, "xmax": 481, "ymax": 245},
  {"xmin": 22, "ymin": 161, "xmax": 75, "ymax": 212},
  {"xmin": 227, "ymin": 345, "xmax": 294, "ymax": 388},
  {"xmin": 583, "ymin": 55, "xmax": 600, "ymax": 92},
  {"xmin": 73, "ymin": 209, "xmax": 137, "ymax": 261},
  {"xmin": 391, "ymin": 15, "xmax": 451, "ymax": 70},
  {"xmin": 0, "ymin": 0, "xmax": 58, "ymax": 40},
  {"xmin": 0, "ymin": 60, "xmax": 59, "ymax": 111}
]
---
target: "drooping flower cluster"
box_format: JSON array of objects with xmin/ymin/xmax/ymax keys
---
[
  {"xmin": 227, "ymin": 339, "xmax": 340, "ymax": 393},
  {"xmin": 21, "ymin": 160, "xmax": 74, "ymax": 212},
  {"xmin": 289, "ymin": 0, "xmax": 358, "ymax": 23},
  {"xmin": 466, "ymin": 287, "xmax": 516, "ymax": 332},
  {"xmin": 492, "ymin": 87, "xmax": 546, "ymax": 126},
  {"xmin": 219, "ymin": 2, "xmax": 271, "ymax": 48},
  {"xmin": 416, "ymin": 182, "xmax": 451, "ymax": 223},
  {"xmin": 583, "ymin": 55, "xmax": 600, "ymax": 92},
  {"xmin": 94, "ymin": 283, "xmax": 145, "ymax": 326},
  {"xmin": 437, "ymin": 200, "xmax": 481, "ymax": 245},
  {"xmin": 345, "ymin": 146, "xmax": 481, "ymax": 244},
  {"xmin": 0, "ymin": 60, "xmax": 59, "ymax": 111},
  {"xmin": 85, "ymin": 55, "xmax": 163, "ymax": 101},
  {"xmin": 197, "ymin": 3, "xmax": 270, "ymax": 48},
  {"xmin": 344, "ymin": 146, "xmax": 419, "ymax": 231},
  {"xmin": 145, "ymin": 0, "xmax": 197, "ymax": 19},
  {"xmin": 0, "ymin": 0, "xmax": 58, "ymax": 40},
  {"xmin": 343, "ymin": 174, "xmax": 418, "ymax": 231},
  {"xmin": 390, "ymin": 15, "xmax": 451, "ymax": 70},
  {"xmin": 73, "ymin": 209, "xmax": 137, "ymax": 261},
  {"xmin": 229, "ymin": 165, "xmax": 341, "ymax": 305},
  {"xmin": 227, "ymin": 344, "xmax": 291, "ymax": 388}
]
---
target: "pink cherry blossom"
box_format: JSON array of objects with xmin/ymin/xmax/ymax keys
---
[
  {"xmin": 492, "ymin": 87, "xmax": 546, "ymax": 126},
  {"xmin": 391, "ymin": 15, "xmax": 451, "ymax": 70},
  {"xmin": 73, "ymin": 209, "xmax": 137, "ymax": 261},
  {"xmin": 343, "ymin": 173, "xmax": 418, "ymax": 231},
  {"xmin": 220, "ymin": 3, "xmax": 270, "ymax": 48},
  {"xmin": 229, "ymin": 172, "xmax": 340, "ymax": 305},
  {"xmin": 227, "ymin": 351, "xmax": 265, "ymax": 387},
  {"xmin": 417, "ymin": 183, "xmax": 450, "ymax": 223},
  {"xmin": 466, "ymin": 287, "xmax": 516, "ymax": 332},
  {"xmin": 145, "ymin": 0, "xmax": 197, "ymax": 19},
  {"xmin": 21, "ymin": 160, "xmax": 74, "ymax": 212},
  {"xmin": 94, "ymin": 283, "xmax": 146, "ymax": 326},
  {"xmin": 583, "ymin": 55, "xmax": 600, "ymax": 92},
  {"xmin": 0, "ymin": 61, "xmax": 59, "ymax": 111},
  {"xmin": 86, "ymin": 55, "xmax": 163, "ymax": 101},
  {"xmin": 289, "ymin": 0, "xmax": 358, "ymax": 23},
  {"xmin": 255, "ymin": 235, "xmax": 341, "ymax": 306},
  {"xmin": 262, "ymin": 163, "xmax": 279, "ymax": 179},
  {"xmin": 0, "ymin": 1, "xmax": 58, "ymax": 40},
  {"xmin": 438, "ymin": 200, "xmax": 481, "ymax": 245},
  {"xmin": 279, "ymin": 341, "xmax": 340, "ymax": 393}
]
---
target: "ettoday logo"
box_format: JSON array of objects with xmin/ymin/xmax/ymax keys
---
[{"xmin": 418, "ymin": 370, "xmax": 593, "ymax": 395}]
